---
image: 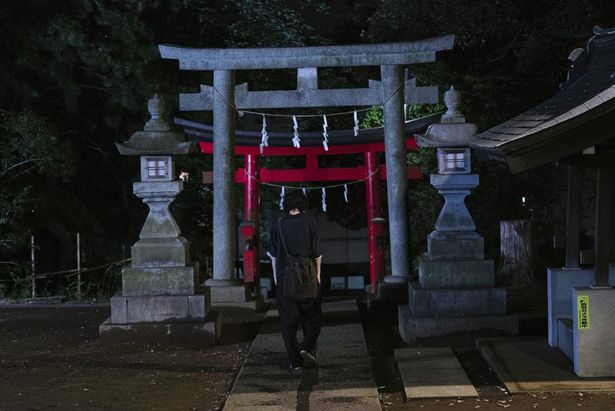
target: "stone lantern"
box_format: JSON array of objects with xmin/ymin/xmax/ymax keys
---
[
  {"xmin": 99, "ymin": 95, "xmax": 219, "ymax": 344},
  {"xmin": 398, "ymin": 87, "xmax": 518, "ymax": 340}
]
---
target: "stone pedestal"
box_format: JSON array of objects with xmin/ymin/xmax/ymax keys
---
[
  {"xmin": 99, "ymin": 95, "xmax": 220, "ymax": 344},
  {"xmin": 100, "ymin": 212, "xmax": 221, "ymax": 343},
  {"xmin": 399, "ymin": 176, "xmax": 518, "ymax": 340},
  {"xmin": 206, "ymin": 280, "xmax": 264, "ymax": 310},
  {"xmin": 400, "ymin": 260, "xmax": 518, "ymax": 340},
  {"xmin": 368, "ymin": 281, "xmax": 409, "ymax": 306},
  {"xmin": 399, "ymin": 87, "xmax": 517, "ymax": 341}
]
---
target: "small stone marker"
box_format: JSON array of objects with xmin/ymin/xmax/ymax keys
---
[{"xmin": 395, "ymin": 347, "xmax": 478, "ymax": 399}]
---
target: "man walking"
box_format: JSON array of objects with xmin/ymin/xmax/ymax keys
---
[{"xmin": 267, "ymin": 190, "xmax": 322, "ymax": 370}]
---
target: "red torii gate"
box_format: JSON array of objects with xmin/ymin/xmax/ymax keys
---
[{"xmin": 196, "ymin": 138, "xmax": 422, "ymax": 294}]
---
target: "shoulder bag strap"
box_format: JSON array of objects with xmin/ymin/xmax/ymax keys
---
[{"xmin": 277, "ymin": 217, "xmax": 290, "ymax": 258}]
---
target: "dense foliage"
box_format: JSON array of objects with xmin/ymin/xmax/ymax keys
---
[{"xmin": 1, "ymin": 0, "xmax": 613, "ymax": 296}]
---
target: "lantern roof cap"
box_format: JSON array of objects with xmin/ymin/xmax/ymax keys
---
[
  {"xmin": 116, "ymin": 95, "xmax": 194, "ymax": 156},
  {"xmin": 415, "ymin": 86, "xmax": 477, "ymax": 148}
]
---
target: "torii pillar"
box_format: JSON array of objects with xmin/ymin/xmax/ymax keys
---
[
  {"xmin": 209, "ymin": 70, "xmax": 237, "ymax": 287},
  {"xmin": 206, "ymin": 70, "xmax": 262, "ymax": 309},
  {"xmin": 382, "ymin": 65, "xmax": 410, "ymax": 283}
]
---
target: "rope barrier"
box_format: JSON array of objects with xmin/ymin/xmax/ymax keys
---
[
  {"xmin": 33, "ymin": 258, "xmax": 131, "ymax": 279},
  {"xmin": 243, "ymin": 165, "xmax": 381, "ymax": 190}
]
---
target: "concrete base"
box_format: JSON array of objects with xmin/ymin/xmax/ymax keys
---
[
  {"xmin": 121, "ymin": 265, "xmax": 198, "ymax": 296},
  {"xmin": 572, "ymin": 287, "xmax": 615, "ymax": 377},
  {"xmin": 131, "ymin": 237, "xmax": 190, "ymax": 268},
  {"xmin": 398, "ymin": 305, "xmax": 518, "ymax": 341},
  {"xmin": 427, "ymin": 230, "xmax": 484, "ymax": 261},
  {"xmin": 418, "ymin": 256, "xmax": 494, "ymax": 288},
  {"xmin": 547, "ymin": 267, "xmax": 615, "ymax": 348},
  {"xmin": 110, "ymin": 291, "xmax": 210, "ymax": 324},
  {"xmin": 99, "ymin": 310, "xmax": 221, "ymax": 346},
  {"xmin": 383, "ymin": 274, "xmax": 411, "ymax": 284},
  {"xmin": 409, "ymin": 281, "xmax": 507, "ymax": 316},
  {"xmin": 207, "ymin": 282, "xmax": 264, "ymax": 311},
  {"xmin": 209, "ymin": 284, "xmax": 249, "ymax": 302},
  {"xmin": 368, "ymin": 281, "xmax": 409, "ymax": 306},
  {"xmin": 212, "ymin": 297, "xmax": 265, "ymax": 311}
]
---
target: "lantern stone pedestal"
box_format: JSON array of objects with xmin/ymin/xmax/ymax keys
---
[
  {"xmin": 398, "ymin": 87, "xmax": 517, "ymax": 341},
  {"xmin": 99, "ymin": 96, "xmax": 220, "ymax": 344}
]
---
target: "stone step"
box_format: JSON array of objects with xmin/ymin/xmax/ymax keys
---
[
  {"xmin": 399, "ymin": 305, "xmax": 518, "ymax": 341},
  {"xmin": 110, "ymin": 292, "xmax": 210, "ymax": 323},
  {"xmin": 395, "ymin": 347, "xmax": 478, "ymax": 399},
  {"xmin": 409, "ymin": 281, "xmax": 507, "ymax": 317}
]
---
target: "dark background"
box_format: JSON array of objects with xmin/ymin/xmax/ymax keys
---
[{"xmin": 1, "ymin": 0, "xmax": 613, "ymax": 297}]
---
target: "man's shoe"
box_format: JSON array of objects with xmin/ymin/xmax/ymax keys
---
[
  {"xmin": 289, "ymin": 364, "xmax": 303, "ymax": 372},
  {"xmin": 299, "ymin": 349, "xmax": 318, "ymax": 367}
]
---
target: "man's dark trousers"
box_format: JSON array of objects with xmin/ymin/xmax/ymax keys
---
[{"xmin": 276, "ymin": 287, "xmax": 322, "ymax": 367}]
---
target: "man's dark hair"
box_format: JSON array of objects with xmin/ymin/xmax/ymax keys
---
[{"xmin": 284, "ymin": 189, "xmax": 308, "ymax": 213}]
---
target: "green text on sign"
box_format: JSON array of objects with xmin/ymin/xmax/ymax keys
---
[{"xmin": 577, "ymin": 295, "xmax": 590, "ymax": 330}]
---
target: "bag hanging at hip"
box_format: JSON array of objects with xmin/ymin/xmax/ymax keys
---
[{"xmin": 278, "ymin": 218, "xmax": 318, "ymax": 300}]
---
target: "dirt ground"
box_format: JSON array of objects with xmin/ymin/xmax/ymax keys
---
[
  {"xmin": 1, "ymin": 295, "xmax": 615, "ymax": 411},
  {"xmin": 0, "ymin": 305, "xmax": 253, "ymax": 410}
]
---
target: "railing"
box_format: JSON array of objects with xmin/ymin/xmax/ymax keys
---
[{"xmin": 1, "ymin": 234, "xmax": 130, "ymax": 300}]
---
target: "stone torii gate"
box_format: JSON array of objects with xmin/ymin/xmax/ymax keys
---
[{"xmin": 160, "ymin": 37, "xmax": 454, "ymax": 304}]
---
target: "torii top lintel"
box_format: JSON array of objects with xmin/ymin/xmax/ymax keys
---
[
  {"xmin": 159, "ymin": 35, "xmax": 455, "ymax": 71},
  {"xmin": 159, "ymin": 36, "xmax": 455, "ymax": 111}
]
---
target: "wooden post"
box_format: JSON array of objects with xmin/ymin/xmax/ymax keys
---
[
  {"xmin": 499, "ymin": 220, "xmax": 536, "ymax": 285},
  {"xmin": 594, "ymin": 166, "xmax": 612, "ymax": 287},
  {"xmin": 30, "ymin": 235, "xmax": 35, "ymax": 299},
  {"xmin": 565, "ymin": 165, "xmax": 582, "ymax": 268},
  {"xmin": 76, "ymin": 232, "xmax": 82, "ymax": 300}
]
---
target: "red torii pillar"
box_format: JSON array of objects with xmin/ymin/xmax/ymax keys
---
[
  {"xmin": 365, "ymin": 151, "xmax": 385, "ymax": 293},
  {"xmin": 201, "ymin": 140, "xmax": 421, "ymax": 293},
  {"xmin": 241, "ymin": 153, "xmax": 260, "ymax": 283}
]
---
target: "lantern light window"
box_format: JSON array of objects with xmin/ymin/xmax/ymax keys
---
[
  {"xmin": 444, "ymin": 151, "xmax": 465, "ymax": 171},
  {"xmin": 141, "ymin": 156, "xmax": 174, "ymax": 181}
]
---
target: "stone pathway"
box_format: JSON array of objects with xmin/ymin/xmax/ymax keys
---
[
  {"xmin": 223, "ymin": 299, "xmax": 381, "ymax": 410},
  {"xmin": 395, "ymin": 347, "xmax": 478, "ymax": 399}
]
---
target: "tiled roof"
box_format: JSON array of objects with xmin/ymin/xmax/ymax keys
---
[{"xmin": 469, "ymin": 26, "xmax": 615, "ymax": 172}]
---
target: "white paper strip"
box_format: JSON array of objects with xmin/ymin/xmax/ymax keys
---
[
  {"xmin": 259, "ymin": 115, "xmax": 269, "ymax": 154},
  {"xmin": 322, "ymin": 114, "xmax": 329, "ymax": 151},
  {"xmin": 321, "ymin": 187, "xmax": 327, "ymax": 212},
  {"xmin": 279, "ymin": 186, "xmax": 285, "ymax": 210},
  {"xmin": 353, "ymin": 110, "xmax": 359, "ymax": 136},
  {"xmin": 344, "ymin": 184, "xmax": 349, "ymax": 203},
  {"xmin": 292, "ymin": 115, "xmax": 301, "ymax": 148}
]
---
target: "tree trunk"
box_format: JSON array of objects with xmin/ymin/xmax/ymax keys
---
[{"xmin": 498, "ymin": 220, "xmax": 536, "ymax": 286}]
